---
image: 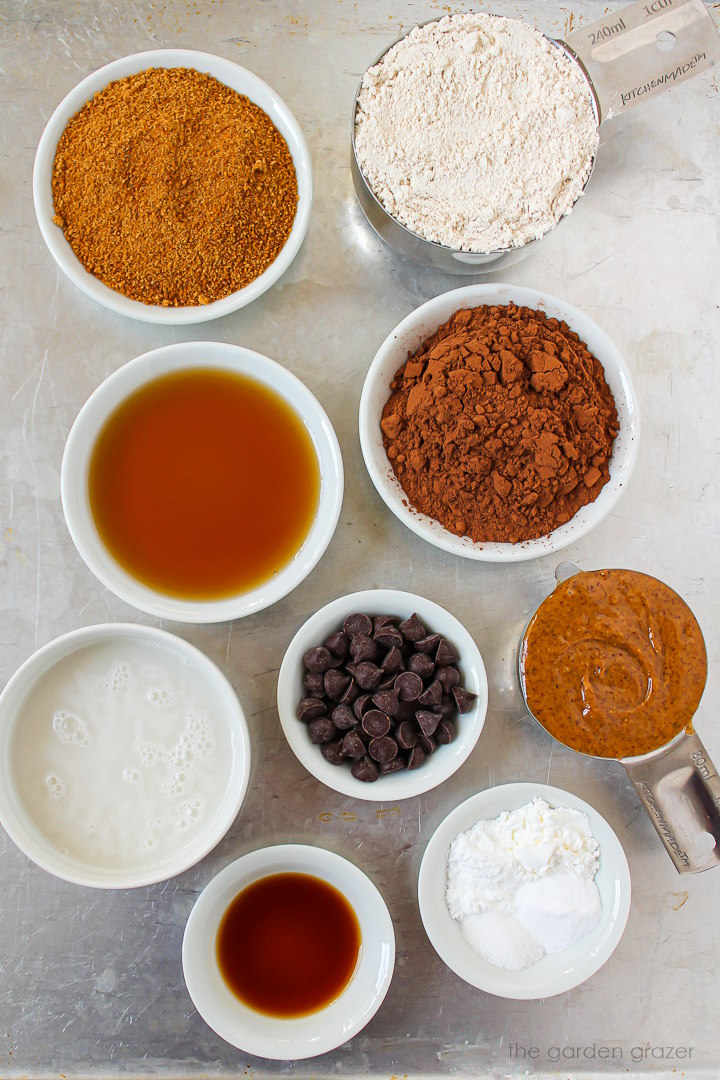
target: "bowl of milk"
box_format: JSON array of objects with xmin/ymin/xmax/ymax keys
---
[{"xmin": 0, "ymin": 623, "xmax": 251, "ymax": 888}]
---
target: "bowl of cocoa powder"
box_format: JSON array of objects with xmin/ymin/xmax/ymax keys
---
[
  {"xmin": 33, "ymin": 50, "xmax": 312, "ymax": 324},
  {"xmin": 359, "ymin": 284, "xmax": 639, "ymax": 562}
]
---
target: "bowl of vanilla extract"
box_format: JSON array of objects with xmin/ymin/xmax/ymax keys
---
[
  {"xmin": 61, "ymin": 341, "xmax": 344, "ymax": 623},
  {"xmin": 182, "ymin": 844, "xmax": 395, "ymax": 1059}
]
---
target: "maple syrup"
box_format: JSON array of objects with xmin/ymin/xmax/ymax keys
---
[{"xmin": 88, "ymin": 368, "xmax": 320, "ymax": 599}]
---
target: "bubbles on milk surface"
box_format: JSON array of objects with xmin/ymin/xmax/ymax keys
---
[
  {"xmin": 122, "ymin": 766, "xmax": 143, "ymax": 786},
  {"xmin": 52, "ymin": 710, "xmax": 92, "ymax": 747},
  {"xmin": 11, "ymin": 638, "xmax": 234, "ymax": 870},
  {"xmin": 45, "ymin": 772, "xmax": 66, "ymax": 799}
]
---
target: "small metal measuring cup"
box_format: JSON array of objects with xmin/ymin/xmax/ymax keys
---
[
  {"xmin": 517, "ymin": 562, "xmax": 720, "ymax": 875},
  {"xmin": 351, "ymin": 0, "xmax": 720, "ymax": 274}
]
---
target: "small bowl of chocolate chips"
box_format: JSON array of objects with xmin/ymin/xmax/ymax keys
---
[{"xmin": 277, "ymin": 590, "xmax": 488, "ymax": 800}]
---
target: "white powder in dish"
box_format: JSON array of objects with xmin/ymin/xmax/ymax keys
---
[
  {"xmin": 446, "ymin": 797, "xmax": 602, "ymax": 970},
  {"xmin": 354, "ymin": 12, "xmax": 599, "ymax": 253}
]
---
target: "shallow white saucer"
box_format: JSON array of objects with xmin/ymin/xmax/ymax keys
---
[
  {"xmin": 182, "ymin": 844, "xmax": 395, "ymax": 1059},
  {"xmin": 418, "ymin": 782, "xmax": 631, "ymax": 999}
]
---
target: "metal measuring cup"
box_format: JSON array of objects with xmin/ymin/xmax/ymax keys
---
[
  {"xmin": 350, "ymin": 0, "xmax": 720, "ymax": 274},
  {"xmin": 517, "ymin": 562, "xmax": 720, "ymax": 875}
]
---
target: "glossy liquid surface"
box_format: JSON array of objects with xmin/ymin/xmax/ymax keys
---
[
  {"xmin": 11, "ymin": 639, "xmax": 234, "ymax": 869},
  {"xmin": 216, "ymin": 872, "xmax": 361, "ymax": 1017},
  {"xmin": 520, "ymin": 569, "xmax": 707, "ymax": 759},
  {"xmin": 88, "ymin": 368, "xmax": 320, "ymax": 599}
]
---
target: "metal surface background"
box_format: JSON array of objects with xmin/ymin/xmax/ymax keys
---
[{"xmin": 1, "ymin": 1, "xmax": 719, "ymax": 1076}]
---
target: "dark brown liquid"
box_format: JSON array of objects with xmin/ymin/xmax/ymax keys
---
[
  {"xmin": 216, "ymin": 872, "xmax": 361, "ymax": 1017},
  {"xmin": 88, "ymin": 368, "xmax": 320, "ymax": 600}
]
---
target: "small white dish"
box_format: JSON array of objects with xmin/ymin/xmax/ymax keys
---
[
  {"xmin": 0, "ymin": 623, "xmax": 251, "ymax": 889},
  {"xmin": 182, "ymin": 844, "xmax": 395, "ymax": 1059},
  {"xmin": 61, "ymin": 340, "xmax": 344, "ymax": 623},
  {"xmin": 359, "ymin": 284, "xmax": 639, "ymax": 562},
  {"xmin": 277, "ymin": 589, "xmax": 488, "ymax": 801},
  {"xmin": 33, "ymin": 49, "xmax": 312, "ymax": 324},
  {"xmin": 418, "ymin": 782, "xmax": 631, "ymax": 999}
]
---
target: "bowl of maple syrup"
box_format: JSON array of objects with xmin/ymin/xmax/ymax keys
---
[
  {"xmin": 61, "ymin": 341, "xmax": 344, "ymax": 622},
  {"xmin": 182, "ymin": 844, "xmax": 395, "ymax": 1059}
]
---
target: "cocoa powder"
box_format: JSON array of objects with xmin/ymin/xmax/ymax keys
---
[
  {"xmin": 51, "ymin": 67, "xmax": 298, "ymax": 307},
  {"xmin": 380, "ymin": 304, "xmax": 620, "ymax": 544}
]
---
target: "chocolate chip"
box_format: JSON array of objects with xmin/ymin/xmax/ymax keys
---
[
  {"xmin": 350, "ymin": 634, "xmax": 380, "ymax": 662},
  {"xmin": 351, "ymin": 755, "xmax": 379, "ymax": 782},
  {"xmin": 407, "ymin": 745, "xmax": 426, "ymax": 770},
  {"xmin": 368, "ymin": 735, "xmax": 398, "ymax": 763},
  {"xmin": 395, "ymin": 699, "xmax": 417, "ymax": 721},
  {"xmin": 325, "ymin": 631, "xmax": 350, "ymax": 659},
  {"xmin": 415, "ymin": 633, "xmax": 441, "ymax": 654},
  {"xmin": 321, "ymin": 739, "xmax": 344, "ymax": 765},
  {"xmin": 396, "ymin": 720, "xmax": 418, "ymax": 749},
  {"xmin": 373, "ymin": 625, "xmax": 403, "ymax": 649},
  {"xmin": 418, "ymin": 733, "xmax": 435, "ymax": 755},
  {"xmin": 324, "ymin": 668, "xmax": 351, "ymax": 702},
  {"xmin": 436, "ymin": 665, "xmax": 460, "ymax": 690},
  {"xmin": 354, "ymin": 662, "xmax": 383, "ymax": 690},
  {"xmin": 408, "ymin": 652, "xmax": 435, "ymax": 680},
  {"xmin": 380, "ymin": 757, "xmax": 406, "ymax": 774},
  {"xmin": 435, "ymin": 718, "xmax": 455, "ymax": 745},
  {"xmin": 372, "ymin": 689, "xmax": 400, "ymax": 716},
  {"xmin": 308, "ymin": 717, "xmax": 337, "ymax": 744},
  {"xmin": 340, "ymin": 730, "xmax": 366, "ymax": 759},
  {"xmin": 343, "ymin": 613, "xmax": 373, "ymax": 638},
  {"xmin": 435, "ymin": 638, "xmax": 460, "ymax": 666},
  {"xmin": 394, "ymin": 671, "xmax": 423, "ymax": 701},
  {"xmin": 303, "ymin": 671, "xmax": 325, "ymax": 695},
  {"xmin": 416, "ymin": 710, "xmax": 440, "ymax": 737},
  {"xmin": 296, "ymin": 610, "xmax": 467, "ymax": 785},
  {"xmin": 381, "ymin": 646, "xmax": 404, "ymax": 674},
  {"xmin": 303, "ymin": 646, "xmax": 334, "ymax": 672},
  {"xmin": 296, "ymin": 697, "xmax": 327, "ymax": 723},
  {"xmin": 362, "ymin": 709, "xmax": 391, "ymax": 738},
  {"xmin": 398, "ymin": 613, "xmax": 426, "ymax": 641},
  {"xmin": 331, "ymin": 704, "xmax": 357, "ymax": 731},
  {"xmin": 339, "ymin": 677, "xmax": 359, "ymax": 705},
  {"xmin": 438, "ymin": 694, "xmax": 456, "ymax": 718},
  {"xmin": 353, "ymin": 693, "xmax": 373, "ymax": 720},
  {"xmin": 418, "ymin": 679, "xmax": 443, "ymax": 708},
  {"xmin": 452, "ymin": 686, "xmax": 477, "ymax": 713}
]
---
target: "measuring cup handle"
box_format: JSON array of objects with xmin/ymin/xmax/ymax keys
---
[
  {"xmin": 622, "ymin": 731, "xmax": 720, "ymax": 874},
  {"xmin": 565, "ymin": 0, "xmax": 720, "ymax": 122}
]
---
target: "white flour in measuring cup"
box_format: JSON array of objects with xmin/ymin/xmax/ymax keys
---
[{"xmin": 354, "ymin": 12, "xmax": 599, "ymax": 253}]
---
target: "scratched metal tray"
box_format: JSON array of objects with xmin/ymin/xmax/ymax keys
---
[{"xmin": 1, "ymin": 1, "xmax": 719, "ymax": 1076}]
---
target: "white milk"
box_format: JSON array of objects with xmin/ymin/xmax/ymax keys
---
[{"xmin": 11, "ymin": 639, "xmax": 235, "ymax": 870}]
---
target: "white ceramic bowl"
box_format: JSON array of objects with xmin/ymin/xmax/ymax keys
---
[
  {"xmin": 418, "ymin": 782, "xmax": 631, "ymax": 999},
  {"xmin": 33, "ymin": 49, "xmax": 312, "ymax": 324},
  {"xmin": 0, "ymin": 623, "xmax": 251, "ymax": 889},
  {"xmin": 359, "ymin": 284, "xmax": 639, "ymax": 562},
  {"xmin": 61, "ymin": 341, "xmax": 344, "ymax": 623},
  {"xmin": 182, "ymin": 844, "xmax": 395, "ymax": 1059},
  {"xmin": 277, "ymin": 589, "xmax": 488, "ymax": 801}
]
